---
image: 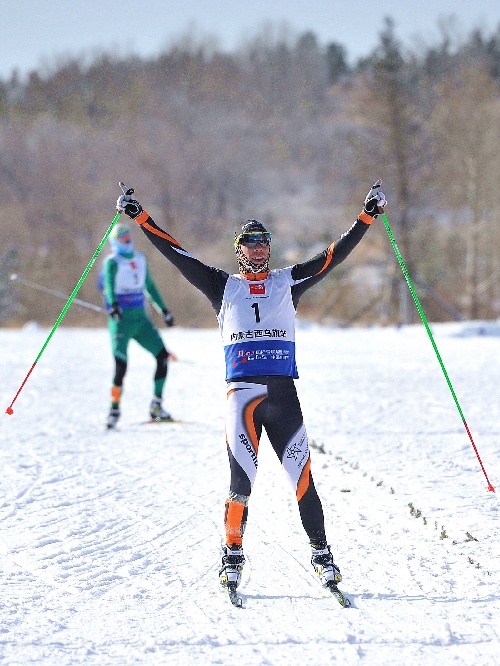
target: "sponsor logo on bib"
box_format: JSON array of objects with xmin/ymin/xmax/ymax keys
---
[{"xmin": 250, "ymin": 283, "xmax": 265, "ymax": 295}]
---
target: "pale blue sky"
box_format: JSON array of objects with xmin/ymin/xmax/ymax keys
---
[{"xmin": 2, "ymin": 0, "xmax": 499, "ymax": 80}]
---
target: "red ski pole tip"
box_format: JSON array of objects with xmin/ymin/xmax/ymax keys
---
[
  {"xmin": 6, "ymin": 407, "xmax": 14, "ymax": 415},
  {"xmin": 487, "ymin": 484, "xmax": 495, "ymax": 493}
]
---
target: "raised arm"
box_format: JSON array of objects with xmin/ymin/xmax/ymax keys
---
[
  {"xmin": 290, "ymin": 181, "xmax": 387, "ymax": 304},
  {"xmin": 116, "ymin": 184, "xmax": 229, "ymax": 311}
]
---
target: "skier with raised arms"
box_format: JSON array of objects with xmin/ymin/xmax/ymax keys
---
[{"xmin": 115, "ymin": 181, "xmax": 387, "ymax": 606}]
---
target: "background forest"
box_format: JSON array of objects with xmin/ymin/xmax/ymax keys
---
[{"xmin": 1, "ymin": 17, "xmax": 500, "ymax": 328}]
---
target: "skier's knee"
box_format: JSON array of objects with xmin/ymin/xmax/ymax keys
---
[
  {"xmin": 113, "ymin": 357, "xmax": 127, "ymax": 386},
  {"xmin": 155, "ymin": 348, "xmax": 168, "ymax": 380}
]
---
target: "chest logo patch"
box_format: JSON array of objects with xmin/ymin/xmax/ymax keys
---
[{"xmin": 250, "ymin": 283, "xmax": 265, "ymax": 295}]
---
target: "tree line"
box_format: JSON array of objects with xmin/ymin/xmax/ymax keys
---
[{"xmin": 1, "ymin": 17, "xmax": 499, "ymax": 327}]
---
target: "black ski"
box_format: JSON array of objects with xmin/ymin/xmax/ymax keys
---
[
  {"xmin": 140, "ymin": 418, "xmax": 189, "ymax": 425},
  {"xmin": 105, "ymin": 419, "xmax": 190, "ymax": 431},
  {"xmin": 325, "ymin": 581, "xmax": 351, "ymax": 607},
  {"xmin": 222, "ymin": 582, "xmax": 243, "ymax": 608}
]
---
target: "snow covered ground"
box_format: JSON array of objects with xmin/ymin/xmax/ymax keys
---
[{"xmin": 1, "ymin": 321, "xmax": 499, "ymax": 665}]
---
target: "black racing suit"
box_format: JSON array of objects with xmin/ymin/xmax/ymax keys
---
[{"xmin": 132, "ymin": 209, "xmax": 373, "ymax": 547}]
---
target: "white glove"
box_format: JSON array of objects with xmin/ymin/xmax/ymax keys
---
[{"xmin": 116, "ymin": 182, "xmax": 143, "ymax": 219}]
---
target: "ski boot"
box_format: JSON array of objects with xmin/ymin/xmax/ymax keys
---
[
  {"xmin": 311, "ymin": 543, "xmax": 351, "ymax": 607},
  {"xmin": 311, "ymin": 544, "xmax": 342, "ymax": 586},
  {"xmin": 219, "ymin": 544, "xmax": 245, "ymax": 607},
  {"xmin": 106, "ymin": 407, "xmax": 120, "ymax": 429},
  {"xmin": 219, "ymin": 544, "xmax": 245, "ymax": 588},
  {"xmin": 150, "ymin": 398, "xmax": 172, "ymax": 422}
]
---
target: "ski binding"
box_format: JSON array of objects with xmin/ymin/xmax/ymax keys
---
[
  {"xmin": 325, "ymin": 581, "xmax": 351, "ymax": 607},
  {"xmin": 222, "ymin": 582, "xmax": 242, "ymax": 608}
]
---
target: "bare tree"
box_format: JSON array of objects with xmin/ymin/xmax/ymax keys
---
[
  {"xmin": 349, "ymin": 18, "xmax": 431, "ymax": 324},
  {"xmin": 2, "ymin": 21, "xmax": 500, "ymax": 327},
  {"xmin": 429, "ymin": 64, "xmax": 500, "ymax": 319}
]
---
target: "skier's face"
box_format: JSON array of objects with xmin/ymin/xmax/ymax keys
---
[
  {"xmin": 117, "ymin": 231, "xmax": 132, "ymax": 244},
  {"xmin": 239, "ymin": 242, "xmax": 270, "ymax": 266}
]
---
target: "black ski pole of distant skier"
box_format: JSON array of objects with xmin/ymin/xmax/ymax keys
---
[
  {"xmin": 10, "ymin": 274, "xmax": 105, "ymax": 312},
  {"xmin": 5, "ymin": 205, "xmax": 124, "ymax": 416},
  {"xmin": 381, "ymin": 212, "xmax": 495, "ymax": 493}
]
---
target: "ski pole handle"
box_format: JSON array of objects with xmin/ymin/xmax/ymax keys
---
[{"xmin": 119, "ymin": 181, "xmax": 134, "ymax": 196}]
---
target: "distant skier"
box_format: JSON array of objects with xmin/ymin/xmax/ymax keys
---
[
  {"xmin": 115, "ymin": 181, "xmax": 387, "ymax": 605},
  {"xmin": 100, "ymin": 221, "xmax": 175, "ymax": 428}
]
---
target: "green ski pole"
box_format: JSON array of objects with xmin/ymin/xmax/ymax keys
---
[
  {"xmin": 6, "ymin": 211, "xmax": 121, "ymax": 415},
  {"xmin": 381, "ymin": 211, "xmax": 495, "ymax": 493}
]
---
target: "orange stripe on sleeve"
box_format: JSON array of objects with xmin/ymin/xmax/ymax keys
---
[
  {"xmin": 314, "ymin": 243, "xmax": 335, "ymax": 276},
  {"xmin": 134, "ymin": 210, "xmax": 150, "ymax": 226},
  {"xmin": 296, "ymin": 457, "xmax": 311, "ymax": 501},
  {"xmin": 358, "ymin": 210, "xmax": 374, "ymax": 225},
  {"xmin": 134, "ymin": 212, "xmax": 183, "ymax": 247}
]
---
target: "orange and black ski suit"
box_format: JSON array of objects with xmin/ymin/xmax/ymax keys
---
[{"xmin": 132, "ymin": 209, "xmax": 374, "ymax": 547}]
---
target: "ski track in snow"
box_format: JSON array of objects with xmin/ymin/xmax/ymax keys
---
[{"xmin": 0, "ymin": 323, "xmax": 499, "ymax": 665}]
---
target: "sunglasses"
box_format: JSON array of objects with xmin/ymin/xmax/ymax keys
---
[{"xmin": 235, "ymin": 232, "xmax": 272, "ymax": 248}]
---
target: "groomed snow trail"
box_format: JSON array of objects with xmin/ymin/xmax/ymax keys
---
[{"xmin": 1, "ymin": 323, "xmax": 499, "ymax": 665}]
